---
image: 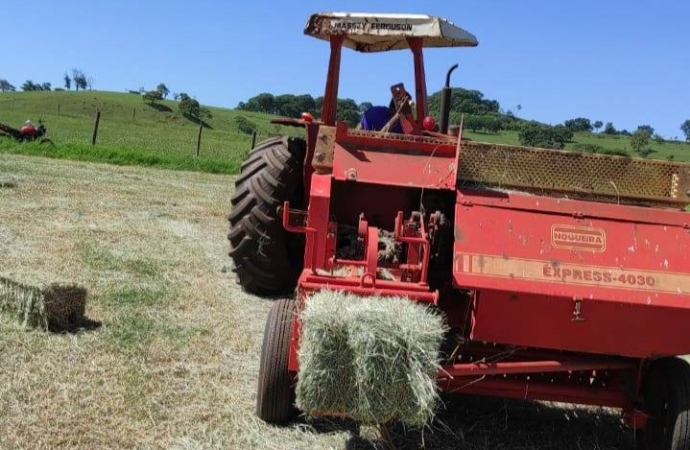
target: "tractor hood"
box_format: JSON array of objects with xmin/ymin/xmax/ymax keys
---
[{"xmin": 304, "ymin": 12, "xmax": 478, "ymax": 52}]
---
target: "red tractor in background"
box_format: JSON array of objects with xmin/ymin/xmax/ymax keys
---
[
  {"xmin": 0, "ymin": 119, "xmax": 48, "ymax": 142},
  {"xmin": 228, "ymin": 12, "xmax": 690, "ymax": 449}
]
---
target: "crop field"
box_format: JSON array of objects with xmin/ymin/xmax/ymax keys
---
[{"xmin": 0, "ymin": 154, "xmax": 639, "ymax": 449}]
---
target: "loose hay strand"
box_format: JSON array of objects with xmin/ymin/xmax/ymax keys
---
[{"xmin": 295, "ymin": 290, "xmax": 448, "ymax": 428}]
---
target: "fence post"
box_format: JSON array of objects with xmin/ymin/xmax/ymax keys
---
[
  {"xmin": 251, "ymin": 130, "xmax": 257, "ymax": 149},
  {"xmin": 10, "ymin": 98, "xmax": 15, "ymax": 111},
  {"xmin": 91, "ymin": 109, "xmax": 101, "ymax": 146},
  {"xmin": 132, "ymin": 108, "xmax": 136, "ymax": 121},
  {"xmin": 196, "ymin": 121, "xmax": 203, "ymax": 157},
  {"xmin": 57, "ymin": 103, "xmax": 61, "ymax": 116}
]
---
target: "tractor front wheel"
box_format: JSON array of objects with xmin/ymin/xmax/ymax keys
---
[
  {"xmin": 636, "ymin": 357, "xmax": 690, "ymax": 450},
  {"xmin": 228, "ymin": 136, "xmax": 306, "ymax": 296},
  {"xmin": 256, "ymin": 298, "xmax": 298, "ymax": 424}
]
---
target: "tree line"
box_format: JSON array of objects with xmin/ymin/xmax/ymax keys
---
[
  {"xmin": 236, "ymin": 93, "xmax": 365, "ymax": 126},
  {"xmin": 235, "ymin": 88, "xmax": 690, "ymax": 144},
  {"xmin": 0, "ymin": 68, "xmax": 92, "ymax": 93}
]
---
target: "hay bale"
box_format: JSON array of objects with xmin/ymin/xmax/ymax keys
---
[
  {"xmin": 0, "ymin": 277, "xmax": 47, "ymax": 329},
  {"xmin": 0, "ymin": 277, "xmax": 87, "ymax": 330},
  {"xmin": 295, "ymin": 290, "xmax": 447, "ymax": 428}
]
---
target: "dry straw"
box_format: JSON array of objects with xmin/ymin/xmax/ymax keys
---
[
  {"xmin": 295, "ymin": 290, "xmax": 448, "ymax": 428},
  {"xmin": 0, "ymin": 276, "xmax": 87, "ymax": 330}
]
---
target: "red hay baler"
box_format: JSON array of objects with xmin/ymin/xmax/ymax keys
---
[{"xmin": 228, "ymin": 12, "xmax": 690, "ymax": 448}]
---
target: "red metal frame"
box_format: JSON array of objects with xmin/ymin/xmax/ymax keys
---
[
  {"xmin": 439, "ymin": 376, "xmax": 632, "ymax": 409},
  {"xmin": 276, "ymin": 29, "xmax": 690, "ymax": 433},
  {"xmin": 408, "ymin": 37, "xmax": 429, "ymax": 127},
  {"xmin": 321, "ymin": 35, "xmax": 345, "ymax": 126},
  {"xmin": 319, "ymin": 35, "xmax": 430, "ymax": 130},
  {"xmin": 280, "ymin": 135, "xmax": 669, "ymax": 429},
  {"xmin": 440, "ymin": 359, "xmax": 636, "ymax": 378}
]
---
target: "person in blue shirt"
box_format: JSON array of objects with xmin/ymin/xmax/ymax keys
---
[{"xmin": 359, "ymin": 104, "xmax": 403, "ymax": 133}]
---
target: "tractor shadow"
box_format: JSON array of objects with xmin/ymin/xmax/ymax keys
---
[{"xmin": 304, "ymin": 395, "xmax": 636, "ymax": 450}]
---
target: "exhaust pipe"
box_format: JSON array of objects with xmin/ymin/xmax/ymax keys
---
[{"xmin": 439, "ymin": 63, "xmax": 458, "ymax": 135}]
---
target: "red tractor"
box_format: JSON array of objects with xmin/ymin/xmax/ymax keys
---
[
  {"xmin": 0, "ymin": 119, "xmax": 48, "ymax": 142},
  {"xmin": 228, "ymin": 12, "xmax": 690, "ymax": 448}
]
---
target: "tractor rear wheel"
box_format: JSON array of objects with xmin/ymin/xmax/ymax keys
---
[
  {"xmin": 256, "ymin": 298, "xmax": 297, "ymax": 424},
  {"xmin": 228, "ymin": 136, "xmax": 306, "ymax": 296},
  {"xmin": 636, "ymin": 357, "xmax": 690, "ymax": 450}
]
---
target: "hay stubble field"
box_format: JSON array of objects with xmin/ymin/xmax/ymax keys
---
[{"xmin": 0, "ymin": 154, "xmax": 637, "ymax": 449}]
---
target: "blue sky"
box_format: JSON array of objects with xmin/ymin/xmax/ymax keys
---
[{"xmin": 1, "ymin": 1, "xmax": 688, "ymax": 138}]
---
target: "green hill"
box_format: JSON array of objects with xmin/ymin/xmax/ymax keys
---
[
  {"xmin": 1, "ymin": 90, "xmax": 689, "ymax": 175},
  {"xmin": 0, "ymin": 90, "xmax": 299, "ymax": 173}
]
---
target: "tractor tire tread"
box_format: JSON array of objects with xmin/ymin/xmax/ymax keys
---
[
  {"xmin": 256, "ymin": 298, "xmax": 297, "ymax": 423},
  {"xmin": 637, "ymin": 357, "xmax": 690, "ymax": 450},
  {"xmin": 228, "ymin": 136, "xmax": 306, "ymax": 295}
]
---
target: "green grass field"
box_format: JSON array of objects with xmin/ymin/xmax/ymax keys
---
[
  {"xmin": 2, "ymin": 90, "xmax": 690, "ymax": 174},
  {"xmin": 0, "ymin": 91, "xmax": 299, "ymax": 174}
]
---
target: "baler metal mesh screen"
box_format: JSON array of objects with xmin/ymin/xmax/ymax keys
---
[
  {"xmin": 340, "ymin": 128, "xmax": 690, "ymax": 207},
  {"xmin": 457, "ymin": 142, "xmax": 690, "ymax": 207}
]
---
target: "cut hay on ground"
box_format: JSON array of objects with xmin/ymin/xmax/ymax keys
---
[
  {"xmin": 295, "ymin": 290, "xmax": 447, "ymax": 428},
  {"xmin": 0, "ymin": 276, "xmax": 87, "ymax": 330}
]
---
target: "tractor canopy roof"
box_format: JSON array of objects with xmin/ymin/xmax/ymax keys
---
[{"xmin": 304, "ymin": 12, "xmax": 478, "ymax": 52}]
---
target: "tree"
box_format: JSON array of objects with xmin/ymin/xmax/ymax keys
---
[
  {"xmin": 21, "ymin": 80, "xmax": 40, "ymax": 91},
  {"xmin": 234, "ymin": 115, "xmax": 257, "ymax": 135},
  {"xmin": 156, "ymin": 83, "xmax": 170, "ymax": 99},
  {"xmin": 20, "ymin": 81, "xmax": 53, "ymax": 91},
  {"xmin": 238, "ymin": 92, "xmax": 276, "ymax": 114},
  {"xmin": 464, "ymin": 115, "xmax": 482, "ymax": 132},
  {"xmin": 336, "ymin": 98, "xmax": 361, "ymax": 125},
  {"xmin": 564, "ymin": 117, "xmax": 593, "ymax": 133},
  {"xmin": 593, "ymin": 120, "xmax": 603, "ymax": 133},
  {"xmin": 358, "ymin": 101, "xmax": 373, "ymax": 113},
  {"xmin": 518, "ymin": 122, "xmax": 572, "ymax": 149},
  {"xmin": 427, "ymin": 87, "xmax": 501, "ymax": 117},
  {"xmin": 552, "ymin": 124, "xmax": 574, "ymax": 144},
  {"xmin": 630, "ymin": 129, "xmax": 651, "ymax": 157},
  {"xmin": 637, "ymin": 124, "xmax": 655, "ymax": 136},
  {"xmin": 273, "ymin": 93, "xmax": 316, "ymax": 118},
  {"xmin": 71, "ymin": 69, "xmax": 88, "ymax": 91},
  {"xmin": 680, "ymin": 120, "xmax": 690, "ymax": 142},
  {"xmin": 464, "ymin": 115, "xmax": 502, "ymax": 133},
  {"xmin": 603, "ymin": 122, "xmax": 617, "ymax": 135},
  {"xmin": 178, "ymin": 93, "xmax": 212, "ymax": 120},
  {"xmin": 0, "ymin": 79, "xmax": 15, "ymax": 92},
  {"xmin": 64, "ymin": 73, "xmax": 71, "ymax": 90},
  {"xmin": 143, "ymin": 90, "xmax": 163, "ymax": 105}
]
